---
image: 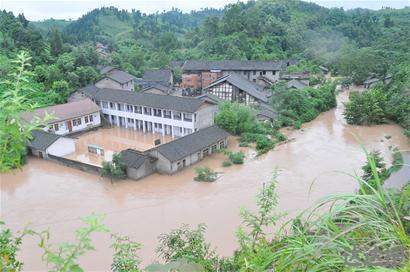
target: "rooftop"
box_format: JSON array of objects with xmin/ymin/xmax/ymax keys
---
[
  {"xmin": 206, "ymin": 73, "xmax": 269, "ymax": 102},
  {"xmin": 182, "ymin": 60, "xmax": 283, "ymax": 71},
  {"xmin": 80, "ymin": 86, "xmax": 216, "ymax": 113},
  {"xmin": 140, "ymin": 82, "xmax": 174, "ymax": 95},
  {"xmin": 119, "ymin": 149, "xmax": 156, "ymax": 169},
  {"xmin": 28, "ymin": 130, "xmax": 61, "ymax": 150},
  {"xmin": 287, "ymin": 79, "xmax": 308, "ymax": 89},
  {"xmin": 21, "ymin": 98, "xmax": 100, "ymax": 124},
  {"xmin": 102, "ymin": 67, "xmax": 136, "ymax": 84},
  {"xmin": 142, "ymin": 69, "xmax": 172, "ymax": 85},
  {"xmin": 153, "ymin": 126, "xmax": 230, "ymax": 162}
]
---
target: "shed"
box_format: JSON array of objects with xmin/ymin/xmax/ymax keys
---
[{"xmin": 28, "ymin": 130, "xmax": 75, "ymax": 159}]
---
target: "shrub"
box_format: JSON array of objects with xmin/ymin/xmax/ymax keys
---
[
  {"xmin": 111, "ymin": 234, "xmax": 142, "ymax": 272},
  {"xmin": 293, "ymin": 120, "xmax": 302, "ymax": 129},
  {"xmin": 256, "ymin": 137, "xmax": 275, "ymax": 155},
  {"xmin": 102, "ymin": 153, "xmax": 127, "ymax": 181},
  {"xmin": 222, "ymin": 160, "xmax": 232, "ymax": 167},
  {"xmin": 194, "ymin": 167, "xmax": 217, "ymax": 182},
  {"xmin": 228, "ymin": 151, "xmax": 245, "ymax": 164}
]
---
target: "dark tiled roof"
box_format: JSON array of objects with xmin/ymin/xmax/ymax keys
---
[
  {"xmin": 80, "ymin": 86, "xmax": 215, "ymax": 113},
  {"xmin": 104, "ymin": 69, "xmax": 136, "ymax": 84},
  {"xmin": 119, "ymin": 149, "xmax": 154, "ymax": 169},
  {"xmin": 100, "ymin": 66, "xmax": 115, "ymax": 74},
  {"xmin": 141, "ymin": 83, "xmax": 174, "ymax": 95},
  {"xmin": 287, "ymin": 79, "xmax": 308, "ymax": 89},
  {"xmin": 206, "ymin": 73, "xmax": 269, "ymax": 102},
  {"xmin": 142, "ymin": 69, "xmax": 172, "ymax": 85},
  {"xmin": 196, "ymin": 93, "xmax": 223, "ymax": 104},
  {"xmin": 21, "ymin": 98, "xmax": 100, "ymax": 124},
  {"xmin": 182, "ymin": 60, "xmax": 283, "ymax": 71},
  {"xmin": 153, "ymin": 126, "xmax": 230, "ymax": 162},
  {"xmin": 28, "ymin": 130, "xmax": 61, "ymax": 150},
  {"xmin": 256, "ymin": 103, "xmax": 277, "ymax": 120}
]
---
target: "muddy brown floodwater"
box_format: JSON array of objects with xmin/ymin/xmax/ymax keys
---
[{"xmin": 1, "ymin": 90, "xmax": 409, "ymax": 271}]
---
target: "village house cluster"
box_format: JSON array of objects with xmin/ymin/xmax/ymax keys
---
[{"xmin": 25, "ymin": 58, "xmax": 307, "ymax": 180}]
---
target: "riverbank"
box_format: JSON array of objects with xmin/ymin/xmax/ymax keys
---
[{"xmin": 1, "ymin": 91, "xmax": 409, "ymax": 270}]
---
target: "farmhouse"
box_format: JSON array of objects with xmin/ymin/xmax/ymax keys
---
[
  {"xmin": 140, "ymin": 82, "xmax": 181, "ymax": 96},
  {"xmin": 181, "ymin": 60, "xmax": 283, "ymax": 89},
  {"xmin": 205, "ymin": 73, "xmax": 269, "ymax": 105},
  {"xmin": 28, "ymin": 130, "xmax": 75, "ymax": 159},
  {"xmin": 287, "ymin": 79, "xmax": 309, "ymax": 89},
  {"xmin": 96, "ymin": 66, "xmax": 137, "ymax": 91},
  {"xmin": 148, "ymin": 125, "xmax": 230, "ymax": 174},
  {"xmin": 78, "ymin": 85, "xmax": 218, "ymax": 137},
  {"xmin": 21, "ymin": 98, "xmax": 101, "ymax": 135},
  {"xmin": 119, "ymin": 149, "xmax": 157, "ymax": 180}
]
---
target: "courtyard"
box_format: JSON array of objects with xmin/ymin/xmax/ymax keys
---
[{"xmin": 64, "ymin": 127, "xmax": 173, "ymax": 166}]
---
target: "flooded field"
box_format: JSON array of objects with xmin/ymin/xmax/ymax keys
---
[
  {"xmin": 1, "ymin": 91, "xmax": 409, "ymax": 271},
  {"xmin": 64, "ymin": 127, "xmax": 173, "ymax": 166}
]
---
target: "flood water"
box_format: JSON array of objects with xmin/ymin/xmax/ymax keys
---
[
  {"xmin": 64, "ymin": 127, "xmax": 174, "ymax": 166},
  {"xmin": 1, "ymin": 90, "xmax": 409, "ymax": 271}
]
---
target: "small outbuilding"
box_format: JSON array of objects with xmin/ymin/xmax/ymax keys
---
[
  {"xmin": 28, "ymin": 130, "xmax": 75, "ymax": 159},
  {"xmin": 119, "ymin": 149, "xmax": 157, "ymax": 180},
  {"xmin": 148, "ymin": 126, "xmax": 230, "ymax": 174}
]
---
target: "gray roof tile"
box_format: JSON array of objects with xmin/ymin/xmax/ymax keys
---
[
  {"xmin": 80, "ymin": 86, "xmax": 215, "ymax": 113},
  {"xmin": 28, "ymin": 130, "xmax": 61, "ymax": 150},
  {"xmin": 142, "ymin": 69, "xmax": 172, "ymax": 85},
  {"xmin": 153, "ymin": 126, "xmax": 230, "ymax": 162}
]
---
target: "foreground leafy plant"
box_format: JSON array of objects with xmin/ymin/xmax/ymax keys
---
[
  {"xmin": 111, "ymin": 234, "xmax": 142, "ymax": 272},
  {"xmin": 0, "ymin": 222, "xmax": 25, "ymax": 271},
  {"xmin": 38, "ymin": 214, "xmax": 109, "ymax": 272}
]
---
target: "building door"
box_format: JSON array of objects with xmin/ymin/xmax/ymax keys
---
[
  {"xmin": 67, "ymin": 120, "xmax": 72, "ymax": 132},
  {"xmin": 38, "ymin": 151, "xmax": 43, "ymax": 159}
]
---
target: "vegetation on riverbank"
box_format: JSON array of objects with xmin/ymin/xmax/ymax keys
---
[
  {"xmin": 343, "ymin": 62, "xmax": 410, "ymax": 137},
  {"xmin": 2, "ymin": 151, "xmax": 409, "ymax": 271}
]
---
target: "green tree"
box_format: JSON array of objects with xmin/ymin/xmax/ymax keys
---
[
  {"xmin": 0, "ymin": 52, "xmax": 44, "ymax": 171},
  {"xmin": 50, "ymin": 27, "xmax": 63, "ymax": 56},
  {"xmin": 0, "ymin": 222, "xmax": 24, "ymax": 271},
  {"xmin": 101, "ymin": 153, "xmax": 127, "ymax": 181}
]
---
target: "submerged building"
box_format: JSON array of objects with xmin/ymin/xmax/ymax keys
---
[
  {"xmin": 21, "ymin": 98, "xmax": 101, "ymax": 135},
  {"xmin": 76, "ymin": 85, "xmax": 218, "ymax": 137}
]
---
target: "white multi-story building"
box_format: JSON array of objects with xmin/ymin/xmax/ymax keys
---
[
  {"xmin": 78, "ymin": 86, "xmax": 218, "ymax": 137},
  {"xmin": 21, "ymin": 98, "xmax": 101, "ymax": 135}
]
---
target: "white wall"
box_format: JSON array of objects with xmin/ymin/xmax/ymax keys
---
[
  {"xmin": 47, "ymin": 137, "xmax": 76, "ymax": 157},
  {"xmin": 47, "ymin": 112, "xmax": 101, "ymax": 135},
  {"xmin": 100, "ymin": 103, "xmax": 196, "ymax": 136}
]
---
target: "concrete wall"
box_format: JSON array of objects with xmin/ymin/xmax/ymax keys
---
[
  {"xmin": 95, "ymin": 78, "xmax": 134, "ymax": 91},
  {"xmin": 126, "ymin": 159, "xmax": 156, "ymax": 180},
  {"xmin": 48, "ymin": 154, "xmax": 102, "ymax": 174},
  {"xmin": 195, "ymin": 103, "xmax": 218, "ymax": 130},
  {"xmin": 47, "ymin": 137, "xmax": 76, "ymax": 157}
]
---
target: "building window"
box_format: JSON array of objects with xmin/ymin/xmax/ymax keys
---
[
  {"xmin": 117, "ymin": 103, "xmax": 124, "ymax": 111},
  {"xmin": 184, "ymin": 128, "xmax": 192, "ymax": 134},
  {"xmin": 153, "ymin": 108, "xmax": 162, "ymax": 117},
  {"xmin": 183, "ymin": 113, "xmax": 192, "ymax": 122},
  {"xmin": 89, "ymin": 115, "xmax": 93, "ymax": 122},
  {"xmin": 54, "ymin": 123, "xmax": 59, "ymax": 131},
  {"xmin": 173, "ymin": 111, "xmax": 181, "ymax": 120},
  {"xmin": 72, "ymin": 118, "xmax": 82, "ymax": 126},
  {"xmin": 126, "ymin": 105, "xmax": 133, "ymax": 112},
  {"xmin": 134, "ymin": 106, "xmax": 142, "ymax": 114},
  {"xmin": 110, "ymin": 102, "xmax": 114, "ymax": 109},
  {"xmin": 262, "ymin": 71, "xmax": 266, "ymax": 75},
  {"xmin": 144, "ymin": 107, "xmax": 152, "ymax": 115},
  {"xmin": 253, "ymin": 71, "xmax": 256, "ymax": 75},
  {"xmin": 163, "ymin": 110, "xmax": 171, "ymax": 118},
  {"xmin": 102, "ymin": 101, "xmax": 108, "ymax": 108},
  {"xmin": 85, "ymin": 116, "xmax": 89, "ymax": 123}
]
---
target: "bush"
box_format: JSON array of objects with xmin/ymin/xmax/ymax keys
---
[
  {"xmin": 256, "ymin": 137, "xmax": 275, "ymax": 155},
  {"xmin": 194, "ymin": 167, "xmax": 217, "ymax": 182},
  {"xmin": 222, "ymin": 160, "xmax": 232, "ymax": 167},
  {"xmin": 227, "ymin": 151, "xmax": 245, "ymax": 164},
  {"xmin": 293, "ymin": 120, "xmax": 302, "ymax": 129}
]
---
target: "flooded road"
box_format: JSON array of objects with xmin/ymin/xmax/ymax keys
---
[{"xmin": 1, "ymin": 91, "xmax": 409, "ymax": 271}]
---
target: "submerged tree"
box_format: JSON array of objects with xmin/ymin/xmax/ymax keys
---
[{"xmin": 101, "ymin": 153, "xmax": 127, "ymax": 181}]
